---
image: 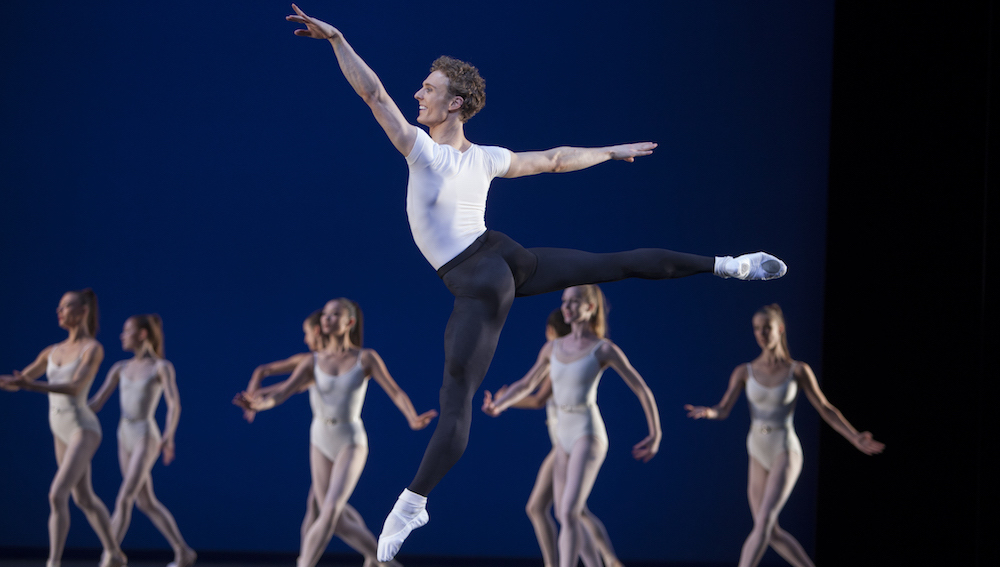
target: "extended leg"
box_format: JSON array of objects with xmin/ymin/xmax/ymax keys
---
[
  {"xmin": 517, "ymin": 247, "xmax": 714, "ymax": 297},
  {"xmin": 580, "ymin": 506, "xmax": 623, "ymax": 567},
  {"xmin": 134, "ymin": 476, "xmax": 196, "ymax": 567}
]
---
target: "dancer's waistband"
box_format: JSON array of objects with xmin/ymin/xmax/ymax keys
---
[{"xmin": 436, "ymin": 231, "xmax": 492, "ymax": 279}]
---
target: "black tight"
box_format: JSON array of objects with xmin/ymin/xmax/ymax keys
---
[{"xmin": 408, "ymin": 231, "xmax": 713, "ymax": 495}]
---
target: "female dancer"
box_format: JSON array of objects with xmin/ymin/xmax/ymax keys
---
[
  {"xmin": 238, "ymin": 309, "xmax": 401, "ymax": 563},
  {"xmin": 284, "ymin": 7, "xmax": 785, "ymax": 560},
  {"xmin": 235, "ymin": 298, "xmax": 438, "ymax": 567},
  {"xmin": 684, "ymin": 304, "xmax": 884, "ymax": 567},
  {"xmin": 483, "ymin": 285, "xmax": 660, "ymax": 567},
  {"xmin": 487, "ymin": 309, "xmax": 622, "ymax": 567},
  {"xmin": 0, "ymin": 289, "xmax": 127, "ymax": 567},
  {"xmin": 87, "ymin": 314, "xmax": 196, "ymax": 567}
]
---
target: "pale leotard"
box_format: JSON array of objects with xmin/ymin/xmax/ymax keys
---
[
  {"xmin": 549, "ymin": 340, "xmax": 609, "ymax": 453},
  {"xmin": 308, "ymin": 354, "xmax": 369, "ymax": 462},
  {"xmin": 117, "ymin": 360, "xmax": 164, "ymax": 453},
  {"xmin": 47, "ymin": 343, "xmax": 102, "ymax": 444},
  {"xmin": 745, "ymin": 363, "xmax": 802, "ymax": 471}
]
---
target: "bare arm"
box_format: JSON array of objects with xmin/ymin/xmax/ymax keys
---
[
  {"xmin": 87, "ymin": 360, "xmax": 124, "ymax": 412},
  {"xmin": 246, "ymin": 352, "xmax": 312, "ymax": 395},
  {"xmin": 599, "ymin": 341, "xmax": 662, "ymax": 462},
  {"xmin": 238, "ymin": 356, "xmax": 316, "ymax": 412},
  {"xmin": 503, "ymin": 142, "xmax": 657, "ymax": 178},
  {"xmin": 158, "ymin": 360, "xmax": 181, "ymax": 465},
  {"xmin": 508, "ymin": 375, "xmax": 553, "ymax": 410},
  {"xmin": 483, "ymin": 342, "xmax": 553, "ymax": 416},
  {"xmin": 0, "ymin": 345, "xmax": 55, "ymax": 391},
  {"xmin": 10, "ymin": 342, "xmax": 103, "ymax": 397},
  {"xmin": 364, "ymin": 349, "xmax": 437, "ymax": 430},
  {"xmin": 684, "ymin": 364, "xmax": 748, "ymax": 421},
  {"xmin": 796, "ymin": 363, "xmax": 885, "ymax": 455},
  {"xmin": 286, "ymin": 4, "xmax": 416, "ymax": 155}
]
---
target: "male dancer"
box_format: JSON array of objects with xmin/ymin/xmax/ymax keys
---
[{"xmin": 285, "ymin": 5, "xmax": 787, "ymax": 561}]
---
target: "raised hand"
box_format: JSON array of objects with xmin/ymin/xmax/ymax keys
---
[
  {"xmin": 409, "ymin": 409, "xmax": 439, "ymax": 430},
  {"xmin": 853, "ymin": 431, "xmax": 885, "ymax": 455},
  {"xmin": 684, "ymin": 403, "xmax": 716, "ymax": 419},
  {"xmin": 609, "ymin": 142, "xmax": 658, "ymax": 162},
  {"xmin": 632, "ymin": 434, "xmax": 660, "ymax": 462},
  {"xmin": 286, "ymin": 4, "xmax": 340, "ymax": 40}
]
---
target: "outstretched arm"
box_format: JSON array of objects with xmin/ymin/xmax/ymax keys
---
[
  {"xmin": 286, "ymin": 4, "xmax": 416, "ymax": 155},
  {"xmin": 158, "ymin": 360, "xmax": 182, "ymax": 465},
  {"xmin": 796, "ymin": 363, "xmax": 885, "ymax": 455},
  {"xmin": 503, "ymin": 142, "xmax": 657, "ymax": 179},
  {"xmin": 504, "ymin": 375, "xmax": 553, "ymax": 410},
  {"xmin": 246, "ymin": 352, "xmax": 312, "ymax": 395},
  {"xmin": 88, "ymin": 361, "xmax": 124, "ymax": 412},
  {"xmin": 0, "ymin": 345, "xmax": 55, "ymax": 391},
  {"xmin": 684, "ymin": 364, "xmax": 748, "ymax": 421},
  {"xmin": 600, "ymin": 341, "xmax": 662, "ymax": 462},
  {"xmin": 364, "ymin": 349, "xmax": 437, "ymax": 430},
  {"xmin": 484, "ymin": 342, "xmax": 553, "ymax": 416},
  {"xmin": 236, "ymin": 356, "xmax": 315, "ymax": 413},
  {"xmin": 8, "ymin": 343, "xmax": 104, "ymax": 397}
]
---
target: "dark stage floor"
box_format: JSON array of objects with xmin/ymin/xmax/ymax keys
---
[{"xmin": 0, "ymin": 548, "xmax": 731, "ymax": 567}]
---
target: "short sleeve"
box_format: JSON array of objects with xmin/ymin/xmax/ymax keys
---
[
  {"xmin": 480, "ymin": 145, "xmax": 512, "ymax": 179},
  {"xmin": 406, "ymin": 128, "xmax": 436, "ymax": 168}
]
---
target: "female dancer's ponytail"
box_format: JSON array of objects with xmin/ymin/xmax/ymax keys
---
[{"xmin": 130, "ymin": 314, "xmax": 165, "ymax": 357}]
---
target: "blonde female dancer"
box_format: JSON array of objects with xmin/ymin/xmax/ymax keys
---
[
  {"xmin": 684, "ymin": 304, "xmax": 884, "ymax": 567},
  {"xmin": 0, "ymin": 289, "xmax": 127, "ymax": 567},
  {"xmin": 483, "ymin": 286, "xmax": 660, "ymax": 567},
  {"xmin": 235, "ymin": 298, "xmax": 437, "ymax": 567},
  {"xmin": 486, "ymin": 309, "xmax": 622, "ymax": 567},
  {"xmin": 238, "ymin": 309, "xmax": 401, "ymax": 562},
  {"xmin": 88, "ymin": 315, "xmax": 196, "ymax": 567}
]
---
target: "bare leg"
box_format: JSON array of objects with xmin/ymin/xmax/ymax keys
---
[
  {"xmin": 580, "ymin": 506, "xmax": 623, "ymax": 567},
  {"xmin": 739, "ymin": 452, "xmax": 808, "ymax": 567},
  {"xmin": 134, "ymin": 476, "xmax": 196, "ymax": 567},
  {"xmin": 553, "ymin": 436, "xmax": 608, "ymax": 567},
  {"xmin": 526, "ymin": 449, "xmax": 559, "ymax": 567},
  {"xmin": 299, "ymin": 444, "xmax": 370, "ymax": 567},
  {"xmin": 111, "ymin": 432, "xmax": 158, "ymax": 543},
  {"xmin": 300, "ymin": 485, "xmax": 320, "ymax": 550},
  {"xmin": 48, "ymin": 430, "xmax": 126, "ymax": 567}
]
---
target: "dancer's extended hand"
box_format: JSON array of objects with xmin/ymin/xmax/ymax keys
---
[
  {"xmin": 481, "ymin": 390, "xmax": 502, "ymax": 417},
  {"xmin": 287, "ymin": 4, "xmax": 340, "ymax": 40},
  {"xmin": 632, "ymin": 434, "xmax": 660, "ymax": 462},
  {"xmin": 409, "ymin": 409, "xmax": 438, "ymax": 430},
  {"xmin": 609, "ymin": 142, "xmax": 657, "ymax": 163},
  {"xmin": 684, "ymin": 404, "xmax": 717, "ymax": 419},
  {"xmin": 0, "ymin": 371, "xmax": 27, "ymax": 392},
  {"xmin": 232, "ymin": 391, "xmax": 252, "ymax": 410},
  {"xmin": 852, "ymin": 431, "xmax": 885, "ymax": 455}
]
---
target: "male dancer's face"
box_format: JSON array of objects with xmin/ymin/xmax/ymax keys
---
[{"xmin": 414, "ymin": 70, "xmax": 460, "ymax": 126}]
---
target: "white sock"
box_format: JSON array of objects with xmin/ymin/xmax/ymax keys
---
[
  {"xmin": 377, "ymin": 489, "xmax": 429, "ymax": 562},
  {"xmin": 714, "ymin": 256, "xmax": 735, "ymax": 278}
]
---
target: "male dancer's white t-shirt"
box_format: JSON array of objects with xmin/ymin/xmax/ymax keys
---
[{"xmin": 405, "ymin": 128, "xmax": 512, "ymax": 270}]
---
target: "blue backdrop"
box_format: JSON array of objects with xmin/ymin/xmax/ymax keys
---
[{"xmin": 0, "ymin": 1, "xmax": 833, "ymax": 563}]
